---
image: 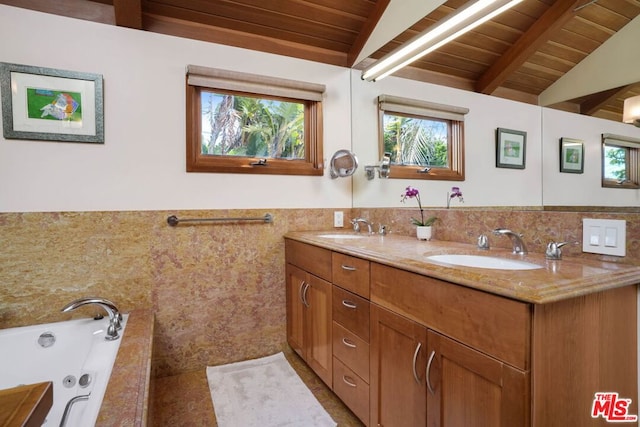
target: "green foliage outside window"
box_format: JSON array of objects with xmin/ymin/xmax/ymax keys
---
[
  {"xmin": 201, "ymin": 92, "xmax": 305, "ymax": 159},
  {"xmin": 604, "ymin": 145, "xmax": 627, "ymax": 181},
  {"xmin": 383, "ymin": 113, "xmax": 448, "ymax": 167}
]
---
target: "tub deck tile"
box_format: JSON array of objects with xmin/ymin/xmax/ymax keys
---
[{"xmin": 97, "ymin": 309, "xmax": 154, "ymax": 427}]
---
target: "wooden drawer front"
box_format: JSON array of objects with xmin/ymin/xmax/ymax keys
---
[
  {"xmin": 333, "ymin": 357, "xmax": 370, "ymax": 426},
  {"xmin": 333, "ymin": 286, "xmax": 370, "ymax": 341},
  {"xmin": 332, "ymin": 322, "xmax": 370, "ymax": 383},
  {"xmin": 332, "ymin": 252, "xmax": 370, "ymax": 298},
  {"xmin": 371, "ymin": 263, "xmax": 530, "ymax": 370},
  {"xmin": 285, "ymin": 239, "xmax": 332, "ymax": 281}
]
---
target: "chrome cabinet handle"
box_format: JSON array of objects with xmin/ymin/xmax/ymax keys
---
[
  {"xmin": 342, "ymin": 337, "xmax": 357, "ymax": 348},
  {"xmin": 342, "ymin": 300, "xmax": 357, "ymax": 309},
  {"xmin": 342, "ymin": 375, "xmax": 357, "ymax": 387},
  {"xmin": 426, "ymin": 350, "xmax": 436, "ymax": 395},
  {"xmin": 341, "ymin": 264, "xmax": 357, "ymax": 271},
  {"xmin": 301, "ymin": 282, "xmax": 310, "ymax": 308},
  {"xmin": 412, "ymin": 342, "xmax": 422, "ymax": 385}
]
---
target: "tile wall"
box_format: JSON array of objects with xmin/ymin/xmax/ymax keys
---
[{"xmin": 1, "ymin": 207, "xmax": 638, "ymax": 378}]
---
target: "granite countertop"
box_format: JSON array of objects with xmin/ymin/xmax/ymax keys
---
[{"xmin": 285, "ymin": 231, "xmax": 640, "ymax": 304}]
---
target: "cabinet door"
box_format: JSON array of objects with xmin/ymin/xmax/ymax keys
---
[
  {"xmin": 426, "ymin": 330, "xmax": 529, "ymax": 427},
  {"xmin": 371, "ymin": 305, "xmax": 427, "ymax": 427},
  {"xmin": 286, "ymin": 263, "xmax": 306, "ymax": 358},
  {"xmin": 305, "ymin": 274, "xmax": 333, "ymax": 387}
]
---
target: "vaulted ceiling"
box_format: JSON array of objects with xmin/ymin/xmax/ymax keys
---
[{"xmin": 4, "ymin": 0, "xmax": 640, "ymax": 122}]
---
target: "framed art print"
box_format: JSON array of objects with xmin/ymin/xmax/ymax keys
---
[
  {"xmin": 496, "ymin": 127, "xmax": 526, "ymax": 169},
  {"xmin": 0, "ymin": 62, "xmax": 104, "ymax": 143},
  {"xmin": 560, "ymin": 137, "xmax": 584, "ymax": 173}
]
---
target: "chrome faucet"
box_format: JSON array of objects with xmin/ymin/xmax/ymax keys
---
[
  {"xmin": 545, "ymin": 241, "xmax": 569, "ymax": 260},
  {"xmin": 62, "ymin": 297, "xmax": 122, "ymax": 341},
  {"xmin": 350, "ymin": 217, "xmax": 373, "ymax": 234},
  {"xmin": 492, "ymin": 228, "xmax": 527, "ymax": 254}
]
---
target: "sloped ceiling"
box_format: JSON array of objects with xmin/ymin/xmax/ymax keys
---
[{"xmin": 3, "ymin": 0, "xmax": 639, "ymax": 122}]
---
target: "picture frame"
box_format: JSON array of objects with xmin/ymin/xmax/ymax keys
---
[
  {"xmin": 496, "ymin": 127, "xmax": 526, "ymax": 169},
  {"xmin": 0, "ymin": 62, "xmax": 104, "ymax": 143},
  {"xmin": 559, "ymin": 137, "xmax": 584, "ymax": 173}
]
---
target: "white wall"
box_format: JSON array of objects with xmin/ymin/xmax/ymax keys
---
[
  {"xmin": 0, "ymin": 5, "xmax": 352, "ymax": 212},
  {"xmin": 542, "ymin": 107, "xmax": 640, "ymax": 207},
  {"xmin": 3, "ymin": 5, "xmax": 640, "ymax": 214},
  {"xmin": 351, "ymin": 71, "xmax": 543, "ymax": 208}
]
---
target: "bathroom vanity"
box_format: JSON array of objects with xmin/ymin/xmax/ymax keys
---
[{"xmin": 284, "ymin": 232, "xmax": 640, "ymax": 427}]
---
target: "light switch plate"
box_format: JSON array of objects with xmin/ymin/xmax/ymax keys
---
[{"xmin": 582, "ymin": 218, "xmax": 626, "ymax": 256}]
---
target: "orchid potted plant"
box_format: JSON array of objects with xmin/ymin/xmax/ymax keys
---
[{"xmin": 401, "ymin": 186, "xmax": 437, "ymax": 240}]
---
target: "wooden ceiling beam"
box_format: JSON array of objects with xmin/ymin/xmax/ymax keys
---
[
  {"xmin": 347, "ymin": 0, "xmax": 390, "ymax": 67},
  {"xmin": 475, "ymin": 0, "xmax": 581, "ymax": 95},
  {"xmin": 113, "ymin": 0, "xmax": 142, "ymax": 29},
  {"xmin": 580, "ymin": 85, "xmax": 631, "ymax": 116},
  {"xmin": 145, "ymin": 13, "xmax": 349, "ymax": 67}
]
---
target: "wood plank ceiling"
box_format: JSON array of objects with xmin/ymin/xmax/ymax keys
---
[{"xmin": 3, "ymin": 0, "xmax": 639, "ymax": 122}]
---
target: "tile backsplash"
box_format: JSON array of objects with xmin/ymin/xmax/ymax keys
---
[{"xmin": 1, "ymin": 207, "xmax": 638, "ymax": 377}]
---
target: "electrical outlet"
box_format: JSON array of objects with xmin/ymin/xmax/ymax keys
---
[{"xmin": 334, "ymin": 211, "xmax": 344, "ymax": 228}]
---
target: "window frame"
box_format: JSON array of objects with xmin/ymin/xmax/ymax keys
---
[
  {"xmin": 186, "ymin": 66, "xmax": 324, "ymax": 176},
  {"xmin": 601, "ymin": 133, "xmax": 640, "ymax": 189},
  {"xmin": 377, "ymin": 95, "xmax": 466, "ymax": 181}
]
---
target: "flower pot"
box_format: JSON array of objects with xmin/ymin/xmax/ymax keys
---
[{"xmin": 416, "ymin": 226, "xmax": 432, "ymax": 241}]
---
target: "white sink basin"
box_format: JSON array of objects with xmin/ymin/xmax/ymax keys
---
[
  {"xmin": 316, "ymin": 233, "xmax": 367, "ymax": 239},
  {"xmin": 427, "ymin": 254, "xmax": 542, "ymax": 270}
]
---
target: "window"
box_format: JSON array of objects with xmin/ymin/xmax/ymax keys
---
[
  {"xmin": 378, "ymin": 95, "xmax": 467, "ymax": 180},
  {"xmin": 186, "ymin": 65, "xmax": 325, "ymax": 175},
  {"xmin": 601, "ymin": 133, "xmax": 640, "ymax": 189}
]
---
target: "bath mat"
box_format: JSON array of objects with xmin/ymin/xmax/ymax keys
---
[{"xmin": 206, "ymin": 352, "xmax": 336, "ymax": 427}]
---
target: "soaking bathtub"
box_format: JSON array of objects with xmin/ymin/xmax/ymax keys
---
[{"xmin": 0, "ymin": 309, "xmax": 154, "ymax": 426}]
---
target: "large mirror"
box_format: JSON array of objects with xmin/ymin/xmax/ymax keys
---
[{"xmin": 350, "ymin": 70, "xmax": 640, "ymax": 210}]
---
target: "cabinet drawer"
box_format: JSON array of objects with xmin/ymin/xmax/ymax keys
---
[
  {"xmin": 371, "ymin": 262, "xmax": 530, "ymax": 370},
  {"xmin": 332, "ymin": 322, "xmax": 370, "ymax": 383},
  {"xmin": 332, "ymin": 253, "xmax": 370, "ymax": 298},
  {"xmin": 332, "ymin": 357, "xmax": 370, "ymax": 426},
  {"xmin": 333, "ymin": 286, "xmax": 370, "ymax": 341},
  {"xmin": 285, "ymin": 239, "xmax": 332, "ymax": 281}
]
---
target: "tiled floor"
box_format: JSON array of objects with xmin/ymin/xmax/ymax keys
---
[{"xmin": 151, "ymin": 349, "xmax": 364, "ymax": 426}]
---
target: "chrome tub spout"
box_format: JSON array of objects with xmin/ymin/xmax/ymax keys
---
[{"xmin": 61, "ymin": 297, "xmax": 122, "ymax": 341}]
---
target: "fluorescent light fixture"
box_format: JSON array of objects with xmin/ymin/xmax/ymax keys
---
[
  {"xmin": 623, "ymin": 94, "xmax": 640, "ymax": 127},
  {"xmin": 361, "ymin": 0, "xmax": 524, "ymax": 82}
]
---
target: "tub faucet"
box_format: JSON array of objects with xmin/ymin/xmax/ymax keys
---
[
  {"xmin": 62, "ymin": 297, "xmax": 122, "ymax": 341},
  {"xmin": 350, "ymin": 218, "xmax": 373, "ymax": 234},
  {"xmin": 492, "ymin": 228, "xmax": 527, "ymax": 255}
]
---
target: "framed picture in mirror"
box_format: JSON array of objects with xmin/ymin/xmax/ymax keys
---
[
  {"xmin": 496, "ymin": 128, "xmax": 526, "ymax": 169},
  {"xmin": 560, "ymin": 137, "xmax": 584, "ymax": 174}
]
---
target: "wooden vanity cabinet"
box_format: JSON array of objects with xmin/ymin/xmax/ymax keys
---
[
  {"xmin": 332, "ymin": 285, "xmax": 371, "ymax": 425},
  {"xmin": 370, "ymin": 262, "xmax": 530, "ymax": 427},
  {"xmin": 332, "ymin": 252, "xmax": 370, "ymax": 298},
  {"xmin": 285, "ymin": 240, "xmax": 333, "ymax": 387},
  {"xmin": 426, "ymin": 330, "xmax": 529, "ymax": 427},
  {"xmin": 370, "ymin": 305, "xmax": 427, "ymax": 427},
  {"xmin": 286, "ymin": 237, "xmax": 637, "ymax": 427},
  {"xmin": 371, "ymin": 261, "xmax": 637, "ymax": 427},
  {"xmin": 370, "ymin": 304, "xmax": 528, "ymax": 427}
]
